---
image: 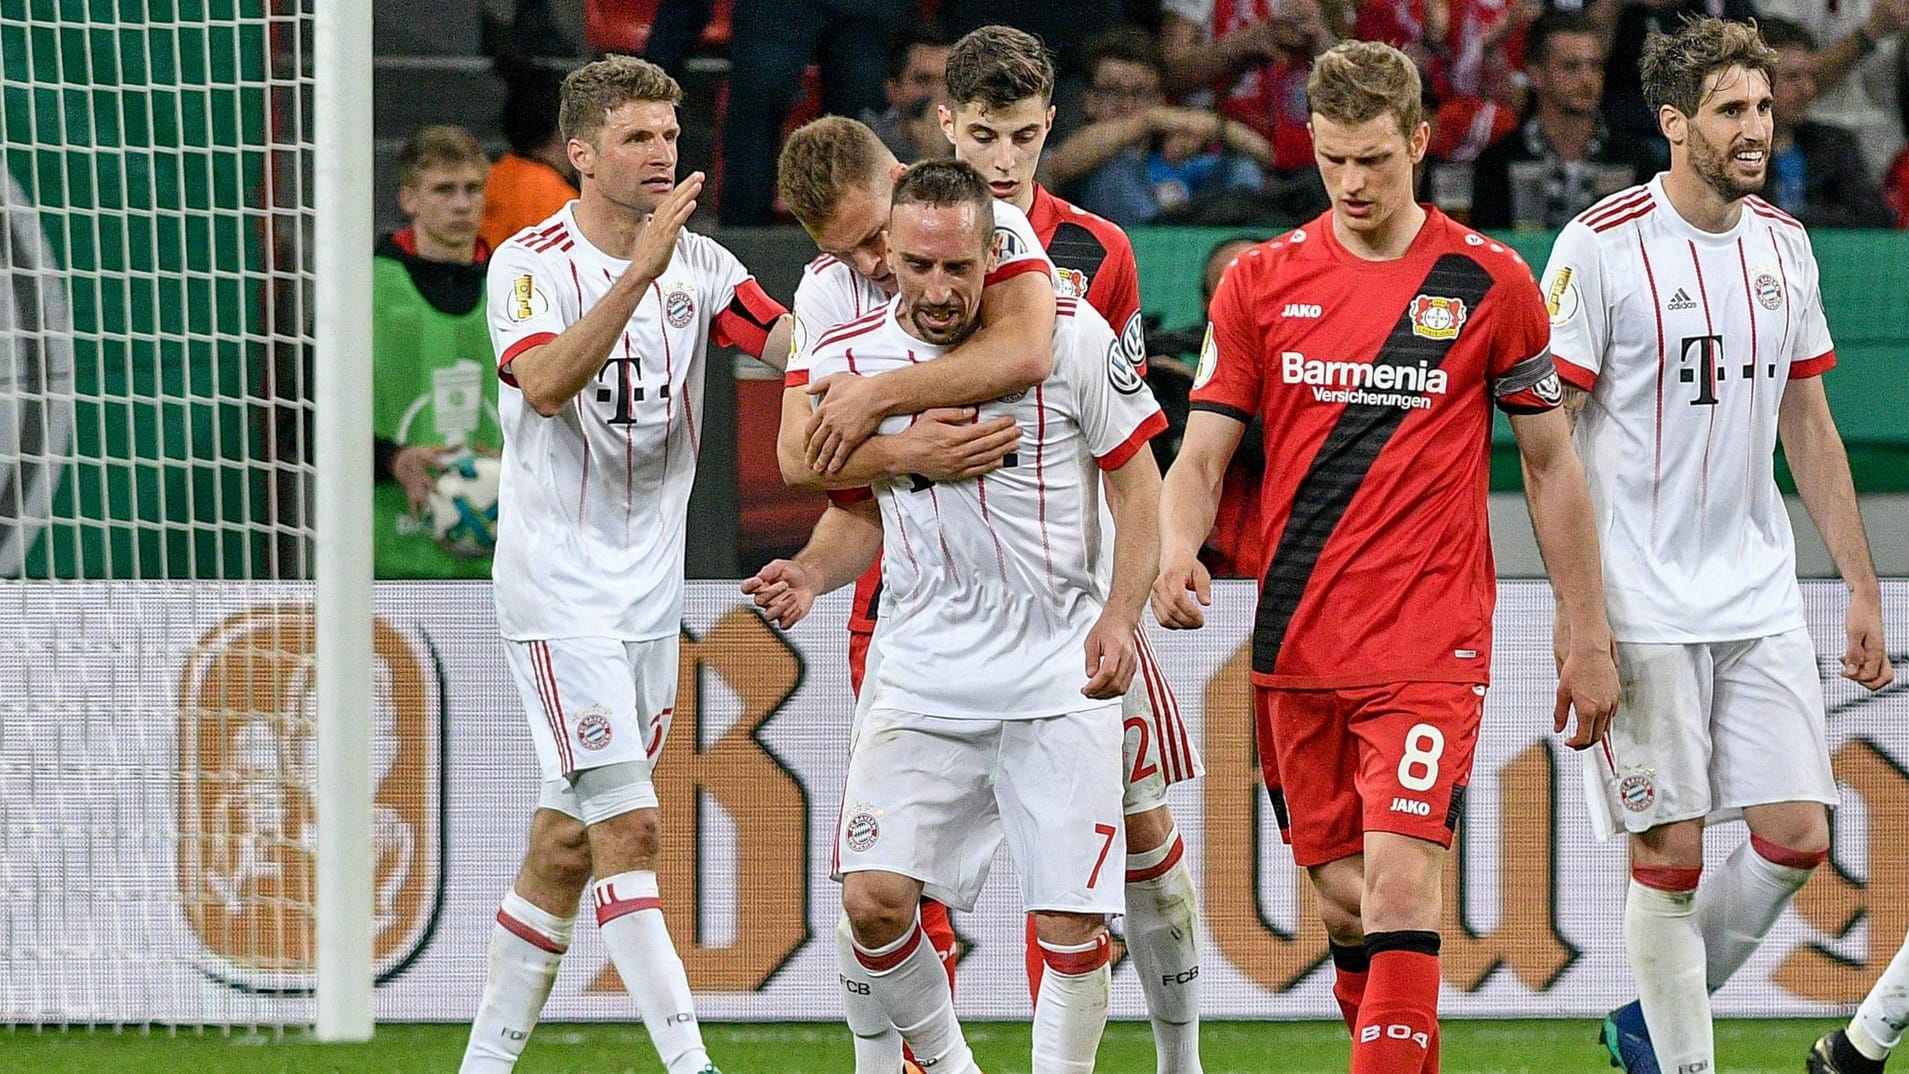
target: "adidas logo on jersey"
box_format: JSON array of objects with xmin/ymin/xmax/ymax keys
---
[
  {"xmin": 1281, "ymin": 303, "xmax": 1322, "ymax": 318},
  {"xmin": 1667, "ymin": 288, "xmax": 1697, "ymax": 311}
]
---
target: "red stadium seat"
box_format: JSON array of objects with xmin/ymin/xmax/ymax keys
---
[{"xmin": 583, "ymin": 0, "xmax": 733, "ymax": 55}]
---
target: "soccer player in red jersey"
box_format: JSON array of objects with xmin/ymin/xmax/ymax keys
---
[{"xmin": 1154, "ymin": 41, "xmax": 1620, "ymax": 1074}]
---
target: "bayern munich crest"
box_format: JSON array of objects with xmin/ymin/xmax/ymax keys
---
[
  {"xmin": 1619, "ymin": 769, "xmax": 1656, "ymax": 813},
  {"xmin": 1409, "ymin": 294, "xmax": 1468, "ymax": 341},
  {"xmin": 1754, "ymin": 272, "xmax": 1783, "ymax": 311},
  {"xmin": 844, "ymin": 810, "xmax": 881, "ymax": 852},
  {"xmin": 665, "ymin": 287, "xmax": 695, "ymax": 328},
  {"xmin": 577, "ymin": 708, "xmax": 614, "ymax": 751}
]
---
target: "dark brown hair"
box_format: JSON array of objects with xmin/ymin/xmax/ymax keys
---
[
  {"xmin": 945, "ymin": 25, "xmax": 1055, "ymax": 109},
  {"xmin": 559, "ymin": 55, "xmax": 683, "ymax": 144},
  {"xmin": 1640, "ymin": 16, "xmax": 1778, "ymax": 118}
]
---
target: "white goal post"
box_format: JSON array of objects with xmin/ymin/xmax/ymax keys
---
[{"xmin": 0, "ymin": 0, "xmax": 374, "ymax": 1036}]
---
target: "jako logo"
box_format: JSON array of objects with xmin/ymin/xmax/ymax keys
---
[
  {"xmin": 177, "ymin": 606, "xmax": 444, "ymax": 992},
  {"xmin": 1360, "ymin": 1024, "xmax": 1431, "ymax": 1049},
  {"xmin": 1281, "ymin": 303, "xmax": 1322, "ymax": 318},
  {"xmin": 1390, "ymin": 797, "xmax": 1431, "ymax": 816}
]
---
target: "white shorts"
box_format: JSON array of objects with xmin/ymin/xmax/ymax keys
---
[
  {"xmin": 835, "ymin": 705, "xmax": 1127, "ymax": 915},
  {"xmin": 1123, "ymin": 631, "xmax": 1204, "ymax": 814},
  {"xmin": 503, "ymin": 635, "xmax": 679, "ymax": 809},
  {"xmin": 1583, "ymin": 627, "xmax": 1836, "ymax": 839},
  {"xmin": 854, "ymin": 626, "xmax": 1203, "ymax": 817}
]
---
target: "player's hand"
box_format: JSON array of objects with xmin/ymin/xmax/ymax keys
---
[
  {"xmin": 1843, "ymin": 592, "xmax": 1895, "ymax": 691},
  {"xmin": 627, "ymin": 172, "xmax": 703, "ymax": 285},
  {"xmin": 740, "ymin": 558, "xmax": 817, "ymax": 630},
  {"xmin": 897, "ymin": 408, "xmax": 1020, "ymax": 482},
  {"xmin": 392, "ymin": 445, "xmax": 452, "ymax": 512},
  {"xmin": 805, "ymin": 372, "xmax": 891, "ymax": 474},
  {"xmin": 1151, "ymin": 554, "xmax": 1212, "ymax": 630},
  {"xmin": 1553, "ymin": 640, "xmax": 1620, "ymax": 750},
  {"xmin": 1082, "ymin": 615, "xmax": 1139, "ymax": 699}
]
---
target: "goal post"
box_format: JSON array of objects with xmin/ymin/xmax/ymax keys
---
[{"xmin": 0, "ymin": 0, "xmax": 374, "ymax": 1032}]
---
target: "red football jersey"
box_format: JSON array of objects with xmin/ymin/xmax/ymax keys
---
[
  {"xmin": 1190, "ymin": 208, "xmax": 1561, "ymax": 688},
  {"xmin": 1027, "ymin": 184, "xmax": 1144, "ymax": 373},
  {"xmin": 848, "ymin": 187, "xmax": 1147, "ymax": 637}
]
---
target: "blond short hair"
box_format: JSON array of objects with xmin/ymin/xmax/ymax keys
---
[
  {"xmin": 1306, "ymin": 41, "xmax": 1424, "ymax": 142},
  {"xmin": 1640, "ymin": 16, "xmax": 1777, "ymax": 119},
  {"xmin": 777, "ymin": 116, "xmax": 892, "ymax": 231},
  {"xmin": 559, "ymin": 55, "xmax": 683, "ymax": 144},
  {"xmin": 397, "ymin": 125, "xmax": 487, "ymax": 188}
]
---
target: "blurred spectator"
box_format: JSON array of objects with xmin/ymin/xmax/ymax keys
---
[
  {"xmin": 1888, "ymin": 45, "xmax": 1909, "ymax": 225},
  {"xmin": 642, "ymin": 0, "xmax": 716, "ymax": 79},
  {"xmin": 1758, "ymin": 0, "xmax": 1909, "ymax": 178},
  {"xmin": 899, "ymin": 95, "xmax": 954, "ymax": 160},
  {"xmin": 1044, "ymin": 26, "xmax": 1271, "ymax": 225},
  {"xmin": 1596, "ymin": 0, "xmax": 1755, "ymax": 172},
  {"xmin": 719, "ymin": 0, "xmax": 900, "ymax": 224},
  {"xmin": 1469, "ymin": 11, "xmax": 1651, "ymax": 229},
  {"xmin": 1159, "ymin": 0, "xmax": 1337, "ymax": 175},
  {"xmin": 1758, "ymin": 19, "xmax": 1896, "ymax": 227},
  {"xmin": 482, "ymin": 0, "xmax": 578, "ymax": 60},
  {"xmin": 373, "ymin": 127, "xmax": 501, "ymax": 580},
  {"xmin": 864, "ymin": 23, "xmax": 954, "ymax": 162},
  {"xmin": 480, "ymin": 63, "xmax": 580, "ymax": 250}
]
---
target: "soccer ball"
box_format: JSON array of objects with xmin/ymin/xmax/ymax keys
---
[{"xmin": 426, "ymin": 452, "xmax": 500, "ymax": 556}]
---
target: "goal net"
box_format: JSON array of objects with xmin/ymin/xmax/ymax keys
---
[{"xmin": 0, "ymin": 0, "xmax": 332, "ymax": 1027}]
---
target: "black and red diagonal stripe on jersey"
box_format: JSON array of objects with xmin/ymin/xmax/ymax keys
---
[{"xmin": 1252, "ymin": 254, "xmax": 1495, "ymax": 678}]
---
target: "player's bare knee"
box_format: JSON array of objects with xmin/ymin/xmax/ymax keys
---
[
  {"xmin": 523, "ymin": 808, "xmax": 592, "ymax": 896},
  {"xmin": 840, "ymin": 873, "xmax": 920, "ymax": 947},
  {"xmin": 1743, "ymin": 800, "xmax": 1830, "ymax": 860},
  {"xmin": 1632, "ymin": 817, "xmax": 1705, "ymax": 869},
  {"xmin": 1123, "ymin": 805, "xmax": 1177, "ymax": 856},
  {"xmin": 1031, "ymin": 911, "xmax": 1106, "ymax": 949}
]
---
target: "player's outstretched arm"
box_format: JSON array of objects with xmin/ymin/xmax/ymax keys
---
[
  {"xmin": 510, "ymin": 174, "xmax": 703, "ymax": 416},
  {"xmin": 778, "ymin": 383, "xmax": 1019, "ymax": 490},
  {"xmin": 1152, "ymin": 411, "xmax": 1243, "ymax": 630},
  {"xmin": 1779, "ymin": 376, "xmax": 1894, "ymax": 690},
  {"xmin": 741, "ymin": 499, "xmax": 883, "ymax": 629},
  {"xmin": 1511, "ymin": 408, "xmax": 1620, "ymax": 748},
  {"xmin": 1084, "ymin": 447, "xmax": 1164, "ymax": 699},
  {"xmin": 804, "ymin": 271, "xmax": 1056, "ymax": 473}
]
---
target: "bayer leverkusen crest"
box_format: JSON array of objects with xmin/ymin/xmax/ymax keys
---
[{"xmin": 1409, "ymin": 295, "xmax": 1468, "ymax": 341}]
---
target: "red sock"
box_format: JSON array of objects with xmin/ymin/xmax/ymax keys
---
[
  {"xmin": 1023, "ymin": 913, "xmax": 1044, "ymax": 1004},
  {"xmin": 920, "ymin": 898, "xmax": 959, "ymax": 997},
  {"xmin": 1329, "ymin": 941, "xmax": 1370, "ymax": 1034},
  {"xmin": 1351, "ymin": 931, "xmax": 1441, "ymax": 1074}
]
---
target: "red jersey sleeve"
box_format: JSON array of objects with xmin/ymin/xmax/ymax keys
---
[
  {"xmin": 1188, "ymin": 253, "xmax": 1264, "ymax": 424},
  {"xmin": 1090, "ymin": 237, "xmax": 1147, "ymax": 377},
  {"xmin": 1484, "ymin": 262, "xmax": 1565, "ymax": 415}
]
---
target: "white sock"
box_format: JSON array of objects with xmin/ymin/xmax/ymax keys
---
[
  {"xmin": 461, "ymin": 889, "xmax": 574, "ymax": 1073},
  {"xmin": 594, "ymin": 871, "xmax": 710, "ymax": 1074},
  {"xmin": 1698, "ymin": 836, "xmax": 1819, "ymax": 992},
  {"xmin": 837, "ymin": 915, "xmax": 904, "ymax": 1074},
  {"xmin": 1852, "ymin": 927, "xmax": 1909, "ymax": 1059},
  {"xmin": 1033, "ymin": 933, "xmax": 1113, "ymax": 1074},
  {"xmin": 855, "ymin": 913, "xmax": 978, "ymax": 1074},
  {"xmin": 1626, "ymin": 874, "xmax": 1714, "ymax": 1074},
  {"xmin": 1124, "ymin": 835, "xmax": 1202, "ymax": 1074}
]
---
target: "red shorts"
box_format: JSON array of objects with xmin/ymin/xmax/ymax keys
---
[
  {"xmin": 1255, "ymin": 681, "xmax": 1483, "ymax": 867},
  {"xmin": 848, "ymin": 629, "xmax": 873, "ymax": 698}
]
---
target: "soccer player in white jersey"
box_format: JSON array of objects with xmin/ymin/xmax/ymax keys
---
[
  {"xmin": 753, "ymin": 159, "xmax": 1166, "ymax": 1074},
  {"xmin": 460, "ymin": 56, "xmax": 792, "ymax": 1074},
  {"xmin": 775, "ymin": 113, "xmax": 1207, "ymax": 1074},
  {"xmin": 775, "ymin": 114, "xmax": 1053, "ymax": 1074},
  {"xmin": 1536, "ymin": 19, "xmax": 1895, "ymax": 1074}
]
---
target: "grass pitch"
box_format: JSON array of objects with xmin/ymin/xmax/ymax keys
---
[{"xmin": 3, "ymin": 1018, "xmax": 1834, "ymax": 1073}]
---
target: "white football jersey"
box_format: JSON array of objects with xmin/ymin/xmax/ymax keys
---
[
  {"xmin": 1540, "ymin": 178, "xmax": 1835, "ymax": 643},
  {"xmin": 487, "ymin": 203, "xmax": 778, "ymax": 641},
  {"xmin": 808, "ymin": 296, "xmax": 1165, "ymax": 719},
  {"xmin": 785, "ymin": 198, "xmax": 1055, "ymax": 381}
]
